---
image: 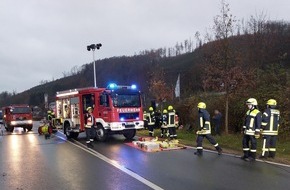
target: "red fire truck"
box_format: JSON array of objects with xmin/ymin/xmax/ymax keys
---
[
  {"xmin": 55, "ymin": 84, "xmax": 144, "ymax": 141},
  {"xmin": 2, "ymin": 104, "xmax": 33, "ymax": 132}
]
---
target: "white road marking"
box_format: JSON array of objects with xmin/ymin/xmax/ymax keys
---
[
  {"xmin": 56, "ymin": 134, "xmax": 164, "ymax": 190},
  {"xmin": 185, "ymin": 145, "xmax": 290, "ymax": 168}
]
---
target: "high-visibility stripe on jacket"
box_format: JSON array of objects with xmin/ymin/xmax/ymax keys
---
[
  {"xmin": 143, "ymin": 113, "xmax": 147, "ymax": 121},
  {"xmin": 261, "ymin": 108, "xmax": 280, "ymax": 135},
  {"xmin": 147, "ymin": 111, "xmax": 155, "ymax": 125},
  {"xmin": 85, "ymin": 114, "xmax": 95, "ymax": 128},
  {"xmin": 167, "ymin": 111, "xmax": 176, "ymax": 128},
  {"xmin": 243, "ymin": 109, "xmax": 261, "ymax": 135},
  {"xmin": 197, "ymin": 109, "xmax": 211, "ymax": 135}
]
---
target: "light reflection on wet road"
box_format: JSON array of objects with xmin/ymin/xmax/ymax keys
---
[{"xmin": 1, "ymin": 122, "xmax": 290, "ymax": 190}]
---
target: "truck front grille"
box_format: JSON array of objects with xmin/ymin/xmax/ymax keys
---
[{"xmin": 119, "ymin": 112, "xmax": 139, "ymax": 120}]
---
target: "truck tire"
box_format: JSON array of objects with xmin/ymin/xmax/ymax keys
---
[
  {"xmin": 123, "ymin": 129, "xmax": 136, "ymax": 140},
  {"xmin": 26, "ymin": 125, "xmax": 33, "ymax": 131},
  {"xmin": 4, "ymin": 122, "xmax": 8, "ymax": 131},
  {"xmin": 95, "ymin": 124, "xmax": 107, "ymax": 142},
  {"xmin": 64, "ymin": 122, "xmax": 79, "ymax": 139},
  {"xmin": 7, "ymin": 125, "xmax": 14, "ymax": 133}
]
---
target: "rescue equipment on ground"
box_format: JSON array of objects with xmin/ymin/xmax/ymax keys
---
[
  {"xmin": 129, "ymin": 136, "xmax": 185, "ymax": 152},
  {"xmin": 38, "ymin": 122, "xmax": 53, "ymax": 139}
]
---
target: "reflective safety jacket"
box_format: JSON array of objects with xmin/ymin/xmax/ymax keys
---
[
  {"xmin": 243, "ymin": 109, "xmax": 261, "ymax": 135},
  {"xmin": 167, "ymin": 110, "xmax": 176, "ymax": 128},
  {"xmin": 143, "ymin": 112, "xmax": 147, "ymax": 121},
  {"xmin": 161, "ymin": 114, "xmax": 168, "ymax": 128},
  {"xmin": 197, "ymin": 109, "xmax": 211, "ymax": 135},
  {"xmin": 261, "ymin": 108, "xmax": 280, "ymax": 135},
  {"xmin": 147, "ymin": 111, "xmax": 155, "ymax": 126},
  {"xmin": 84, "ymin": 113, "xmax": 95, "ymax": 128}
]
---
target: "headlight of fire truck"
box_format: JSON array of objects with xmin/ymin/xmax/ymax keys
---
[
  {"xmin": 28, "ymin": 120, "xmax": 33, "ymax": 124},
  {"xmin": 11, "ymin": 121, "xmax": 17, "ymax": 125}
]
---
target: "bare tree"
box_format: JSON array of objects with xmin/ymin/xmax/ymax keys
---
[{"xmin": 201, "ymin": 0, "xmax": 254, "ymax": 134}]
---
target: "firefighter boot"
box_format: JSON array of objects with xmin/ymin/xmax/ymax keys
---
[
  {"xmin": 259, "ymin": 151, "xmax": 269, "ymax": 159},
  {"xmin": 241, "ymin": 151, "xmax": 249, "ymax": 161},
  {"xmin": 216, "ymin": 146, "xmax": 222, "ymax": 155},
  {"xmin": 87, "ymin": 142, "xmax": 94, "ymax": 148},
  {"xmin": 194, "ymin": 149, "xmax": 203, "ymax": 156},
  {"xmin": 269, "ymin": 151, "xmax": 276, "ymax": 159},
  {"xmin": 249, "ymin": 152, "xmax": 256, "ymax": 161}
]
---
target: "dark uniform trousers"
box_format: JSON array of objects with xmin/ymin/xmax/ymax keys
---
[
  {"xmin": 242, "ymin": 135, "xmax": 257, "ymax": 159},
  {"xmin": 196, "ymin": 134, "xmax": 220, "ymax": 154},
  {"xmin": 262, "ymin": 135, "xmax": 277, "ymax": 158}
]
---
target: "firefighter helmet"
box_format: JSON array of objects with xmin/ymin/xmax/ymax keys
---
[
  {"xmin": 267, "ymin": 99, "xmax": 277, "ymax": 106},
  {"xmin": 149, "ymin": 107, "xmax": 154, "ymax": 111},
  {"xmin": 246, "ymin": 98, "xmax": 258, "ymax": 106},
  {"xmin": 197, "ymin": 102, "xmax": 206, "ymax": 109},
  {"xmin": 86, "ymin": 107, "xmax": 93, "ymax": 111},
  {"xmin": 168, "ymin": 105, "xmax": 173, "ymax": 111},
  {"xmin": 163, "ymin": 109, "xmax": 168, "ymax": 114}
]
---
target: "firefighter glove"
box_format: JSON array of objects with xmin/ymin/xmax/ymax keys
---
[{"xmin": 254, "ymin": 131, "xmax": 260, "ymax": 139}]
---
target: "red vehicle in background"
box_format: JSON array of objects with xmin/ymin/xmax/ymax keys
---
[{"xmin": 2, "ymin": 104, "xmax": 33, "ymax": 132}]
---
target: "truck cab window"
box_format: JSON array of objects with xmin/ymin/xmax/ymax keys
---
[
  {"xmin": 82, "ymin": 94, "xmax": 95, "ymax": 112},
  {"xmin": 100, "ymin": 94, "xmax": 109, "ymax": 107}
]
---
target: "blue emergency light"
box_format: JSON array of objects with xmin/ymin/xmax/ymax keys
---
[
  {"xmin": 107, "ymin": 83, "xmax": 138, "ymax": 90},
  {"xmin": 108, "ymin": 83, "xmax": 118, "ymax": 89},
  {"xmin": 131, "ymin": 84, "xmax": 137, "ymax": 90}
]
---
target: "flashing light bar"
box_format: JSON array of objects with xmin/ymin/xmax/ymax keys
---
[
  {"xmin": 56, "ymin": 89, "xmax": 79, "ymax": 97},
  {"xmin": 107, "ymin": 83, "xmax": 138, "ymax": 90}
]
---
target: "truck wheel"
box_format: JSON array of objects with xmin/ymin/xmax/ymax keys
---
[
  {"xmin": 64, "ymin": 122, "xmax": 79, "ymax": 139},
  {"xmin": 123, "ymin": 129, "xmax": 136, "ymax": 140},
  {"xmin": 64, "ymin": 123, "xmax": 70, "ymax": 138},
  {"xmin": 95, "ymin": 124, "xmax": 107, "ymax": 142},
  {"xmin": 7, "ymin": 125, "xmax": 14, "ymax": 132},
  {"xmin": 27, "ymin": 125, "xmax": 33, "ymax": 131},
  {"xmin": 4, "ymin": 123, "xmax": 8, "ymax": 131}
]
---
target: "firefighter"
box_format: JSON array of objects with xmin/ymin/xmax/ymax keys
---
[
  {"xmin": 143, "ymin": 111, "xmax": 148, "ymax": 130},
  {"xmin": 47, "ymin": 110, "xmax": 53, "ymax": 121},
  {"xmin": 160, "ymin": 109, "xmax": 168, "ymax": 138},
  {"xmin": 84, "ymin": 107, "xmax": 96, "ymax": 148},
  {"xmin": 154, "ymin": 110, "xmax": 162, "ymax": 129},
  {"xmin": 260, "ymin": 99, "xmax": 280, "ymax": 159},
  {"xmin": 194, "ymin": 102, "xmax": 222, "ymax": 156},
  {"xmin": 167, "ymin": 105, "xmax": 177, "ymax": 140},
  {"xmin": 241, "ymin": 98, "xmax": 262, "ymax": 161},
  {"xmin": 147, "ymin": 107, "xmax": 155, "ymax": 137}
]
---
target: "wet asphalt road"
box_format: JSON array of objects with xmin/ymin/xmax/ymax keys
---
[{"xmin": 1, "ymin": 122, "xmax": 290, "ymax": 190}]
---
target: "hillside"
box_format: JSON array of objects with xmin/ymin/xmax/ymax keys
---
[{"xmin": 1, "ymin": 21, "xmax": 290, "ymax": 136}]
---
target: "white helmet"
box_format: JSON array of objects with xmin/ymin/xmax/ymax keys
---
[{"xmin": 246, "ymin": 98, "xmax": 258, "ymax": 106}]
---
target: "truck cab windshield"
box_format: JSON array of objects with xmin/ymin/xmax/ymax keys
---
[
  {"xmin": 11, "ymin": 107, "xmax": 31, "ymax": 114},
  {"xmin": 112, "ymin": 94, "xmax": 141, "ymax": 108}
]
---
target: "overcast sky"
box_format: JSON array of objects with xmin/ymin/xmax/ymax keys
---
[{"xmin": 0, "ymin": 0, "xmax": 289, "ymax": 93}]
